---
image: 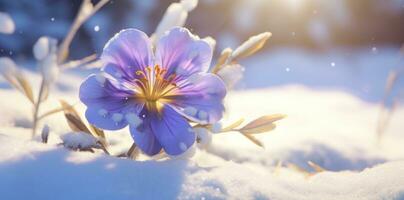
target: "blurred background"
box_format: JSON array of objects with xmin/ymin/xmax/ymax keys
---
[{"xmin": 1, "ymin": 0, "xmax": 404, "ymax": 103}]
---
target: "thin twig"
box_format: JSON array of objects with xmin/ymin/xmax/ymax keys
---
[
  {"xmin": 37, "ymin": 102, "xmax": 78, "ymax": 121},
  {"xmin": 60, "ymin": 54, "xmax": 97, "ymax": 69},
  {"xmin": 57, "ymin": 0, "xmax": 109, "ymax": 63},
  {"xmin": 32, "ymin": 78, "xmax": 46, "ymax": 138}
]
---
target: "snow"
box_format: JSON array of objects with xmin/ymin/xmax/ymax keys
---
[
  {"xmin": 61, "ymin": 132, "xmax": 99, "ymax": 150},
  {"xmin": 0, "ymin": 12, "xmax": 15, "ymax": 34},
  {"xmin": 0, "ymin": 47, "xmax": 404, "ymax": 199},
  {"xmin": 33, "ymin": 36, "xmax": 51, "ymax": 60},
  {"xmin": 180, "ymin": 0, "xmax": 198, "ymax": 12}
]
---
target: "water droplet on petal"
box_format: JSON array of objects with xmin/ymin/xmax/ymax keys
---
[
  {"xmin": 98, "ymin": 109, "xmax": 108, "ymax": 117},
  {"xmin": 95, "ymin": 73, "xmax": 106, "ymax": 86},
  {"xmin": 184, "ymin": 106, "xmax": 197, "ymax": 116},
  {"xmin": 112, "ymin": 113, "xmax": 123, "ymax": 123},
  {"xmin": 197, "ymin": 110, "xmax": 208, "ymax": 120},
  {"xmin": 125, "ymin": 113, "xmax": 142, "ymax": 127},
  {"xmin": 179, "ymin": 142, "xmax": 187, "ymax": 151}
]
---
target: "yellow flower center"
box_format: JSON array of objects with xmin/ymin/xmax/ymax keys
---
[{"xmin": 133, "ymin": 65, "xmax": 178, "ymax": 113}]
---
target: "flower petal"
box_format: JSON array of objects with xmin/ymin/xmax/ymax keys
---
[
  {"xmin": 129, "ymin": 110, "xmax": 162, "ymax": 156},
  {"xmin": 155, "ymin": 27, "xmax": 212, "ymax": 80},
  {"xmin": 101, "ymin": 29, "xmax": 153, "ymax": 80},
  {"xmin": 149, "ymin": 105, "xmax": 196, "ymax": 156},
  {"xmin": 169, "ymin": 73, "xmax": 226, "ymax": 124},
  {"xmin": 79, "ymin": 74, "xmax": 143, "ymax": 130}
]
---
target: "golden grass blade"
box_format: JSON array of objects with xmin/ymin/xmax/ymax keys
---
[
  {"xmin": 2, "ymin": 74, "xmax": 23, "ymax": 93},
  {"xmin": 240, "ymin": 124, "xmax": 276, "ymax": 134},
  {"xmin": 307, "ymin": 161, "xmax": 325, "ymax": 173},
  {"xmin": 220, "ymin": 118, "xmax": 244, "ymax": 132},
  {"xmin": 15, "ymin": 74, "xmax": 34, "ymax": 104},
  {"xmin": 89, "ymin": 124, "xmax": 108, "ymax": 148},
  {"xmin": 60, "ymin": 54, "xmax": 97, "ymax": 69},
  {"xmin": 242, "ymin": 133, "xmax": 264, "ymax": 148},
  {"xmin": 64, "ymin": 113, "xmax": 91, "ymax": 133},
  {"xmin": 38, "ymin": 101, "xmax": 78, "ymax": 120},
  {"xmin": 286, "ymin": 163, "xmax": 311, "ymax": 177},
  {"xmin": 60, "ymin": 99, "xmax": 81, "ymax": 119},
  {"xmin": 59, "ymin": 100, "xmax": 92, "ymax": 133},
  {"xmin": 127, "ymin": 143, "xmax": 139, "ymax": 160},
  {"xmin": 239, "ymin": 114, "xmax": 285, "ymax": 134},
  {"xmin": 212, "ymin": 48, "xmax": 233, "ymax": 74}
]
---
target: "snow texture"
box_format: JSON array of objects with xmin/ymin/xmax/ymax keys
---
[
  {"xmin": 61, "ymin": 132, "xmax": 99, "ymax": 150},
  {"xmin": 0, "ymin": 47, "xmax": 403, "ymax": 199}
]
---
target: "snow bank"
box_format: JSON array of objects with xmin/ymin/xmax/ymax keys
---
[{"xmin": 0, "ymin": 47, "xmax": 404, "ymax": 199}]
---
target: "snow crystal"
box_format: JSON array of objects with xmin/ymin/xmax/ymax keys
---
[
  {"xmin": 94, "ymin": 25, "xmax": 100, "ymax": 32},
  {"xmin": 372, "ymin": 47, "xmax": 378, "ymax": 54}
]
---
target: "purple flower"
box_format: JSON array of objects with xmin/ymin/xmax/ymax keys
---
[{"xmin": 79, "ymin": 27, "xmax": 226, "ymax": 156}]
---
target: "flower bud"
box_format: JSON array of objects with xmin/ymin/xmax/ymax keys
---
[
  {"xmin": 33, "ymin": 36, "xmax": 51, "ymax": 60},
  {"xmin": 0, "ymin": 12, "xmax": 15, "ymax": 34}
]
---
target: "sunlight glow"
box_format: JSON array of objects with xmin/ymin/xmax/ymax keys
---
[{"xmin": 284, "ymin": 0, "xmax": 305, "ymax": 11}]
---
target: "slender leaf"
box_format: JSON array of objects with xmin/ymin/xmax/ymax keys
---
[
  {"xmin": 127, "ymin": 143, "xmax": 139, "ymax": 160},
  {"xmin": 89, "ymin": 124, "xmax": 108, "ymax": 148},
  {"xmin": 64, "ymin": 113, "xmax": 91, "ymax": 133},
  {"xmin": 242, "ymin": 133, "xmax": 264, "ymax": 148},
  {"xmin": 60, "ymin": 99, "xmax": 81, "ymax": 119},
  {"xmin": 15, "ymin": 74, "xmax": 34, "ymax": 104},
  {"xmin": 220, "ymin": 118, "xmax": 244, "ymax": 132},
  {"xmin": 212, "ymin": 48, "xmax": 233, "ymax": 74},
  {"xmin": 239, "ymin": 114, "xmax": 285, "ymax": 134},
  {"xmin": 307, "ymin": 161, "xmax": 325, "ymax": 172}
]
